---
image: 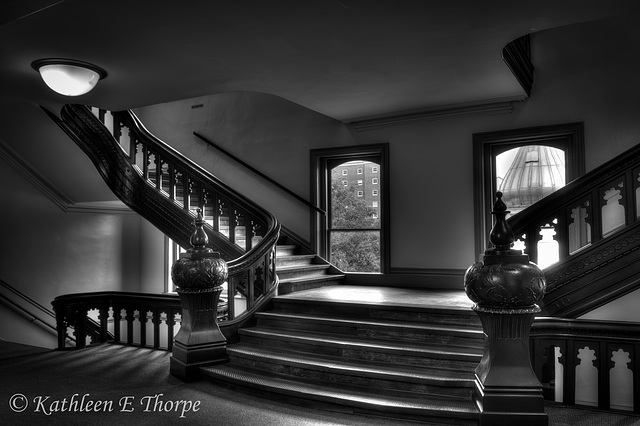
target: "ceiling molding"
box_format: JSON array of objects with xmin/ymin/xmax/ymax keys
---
[
  {"xmin": 0, "ymin": 140, "xmax": 132, "ymax": 214},
  {"xmin": 347, "ymin": 97, "xmax": 524, "ymax": 131}
]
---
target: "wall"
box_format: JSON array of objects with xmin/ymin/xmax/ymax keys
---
[
  {"xmin": 0, "ymin": 151, "xmax": 146, "ymax": 347},
  {"xmin": 134, "ymin": 15, "xmax": 640, "ymax": 275}
]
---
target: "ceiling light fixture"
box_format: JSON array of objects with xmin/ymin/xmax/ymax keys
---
[{"xmin": 31, "ymin": 58, "xmax": 107, "ymax": 96}]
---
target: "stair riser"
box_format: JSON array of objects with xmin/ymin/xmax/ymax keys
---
[
  {"xmin": 277, "ymin": 278, "xmax": 344, "ymax": 295},
  {"xmin": 257, "ymin": 317, "xmax": 483, "ymax": 349},
  {"xmin": 238, "ymin": 333, "xmax": 480, "ymax": 372},
  {"xmin": 276, "ymin": 246, "xmax": 297, "ymax": 256},
  {"xmin": 276, "ymin": 268, "xmax": 329, "ymax": 280},
  {"xmin": 228, "ymin": 355, "xmax": 475, "ymax": 399},
  {"xmin": 276, "ymin": 257, "xmax": 316, "ymax": 267},
  {"xmin": 273, "ymin": 300, "xmax": 481, "ymax": 327}
]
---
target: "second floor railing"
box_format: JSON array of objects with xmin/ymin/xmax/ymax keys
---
[{"xmin": 531, "ymin": 317, "xmax": 640, "ymax": 413}]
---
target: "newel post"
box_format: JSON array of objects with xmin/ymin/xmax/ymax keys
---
[
  {"xmin": 464, "ymin": 192, "xmax": 548, "ymax": 425},
  {"xmin": 170, "ymin": 209, "xmax": 228, "ymax": 381}
]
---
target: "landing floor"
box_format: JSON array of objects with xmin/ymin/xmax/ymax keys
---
[{"xmin": 278, "ymin": 285, "xmax": 475, "ymax": 310}]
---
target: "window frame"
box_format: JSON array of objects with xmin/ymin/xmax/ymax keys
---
[
  {"xmin": 310, "ymin": 144, "xmax": 390, "ymax": 273},
  {"xmin": 473, "ymin": 123, "xmax": 585, "ymax": 257}
]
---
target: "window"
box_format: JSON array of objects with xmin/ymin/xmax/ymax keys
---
[
  {"xmin": 357, "ymin": 179, "xmax": 363, "ymax": 186},
  {"xmin": 372, "ymin": 178, "xmax": 378, "ymax": 184},
  {"xmin": 311, "ymin": 144, "xmax": 389, "ymax": 273},
  {"xmin": 342, "ymin": 169, "xmax": 348, "ymax": 175},
  {"xmin": 372, "ymin": 166, "xmax": 379, "ymax": 173},
  {"xmin": 342, "ymin": 180, "xmax": 348, "ymax": 186},
  {"xmin": 473, "ymin": 123, "xmax": 584, "ymax": 256},
  {"xmin": 372, "ymin": 190, "xmax": 378, "ymax": 196}
]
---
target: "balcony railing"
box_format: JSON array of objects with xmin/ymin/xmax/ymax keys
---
[{"xmin": 531, "ymin": 317, "xmax": 640, "ymax": 413}]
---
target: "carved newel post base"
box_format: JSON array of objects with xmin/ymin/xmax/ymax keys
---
[
  {"xmin": 464, "ymin": 192, "xmax": 548, "ymax": 426},
  {"xmin": 170, "ymin": 209, "xmax": 228, "ymax": 382}
]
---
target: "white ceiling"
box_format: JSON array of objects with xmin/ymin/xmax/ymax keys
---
[{"xmin": 1, "ymin": 0, "xmax": 640, "ymax": 202}]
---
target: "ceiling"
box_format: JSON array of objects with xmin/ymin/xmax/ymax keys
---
[
  {"xmin": 1, "ymin": 0, "xmax": 640, "ymax": 203},
  {"xmin": 2, "ymin": 0, "xmax": 640, "ymax": 120}
]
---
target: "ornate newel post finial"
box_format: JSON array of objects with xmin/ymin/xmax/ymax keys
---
[
  {"xmin": 169, "ymin": 208, "xmax": 228, "ymax": 382},
  {"xmin": 464, "ymin": 192, "xmax": 548, "ymax": 425}
]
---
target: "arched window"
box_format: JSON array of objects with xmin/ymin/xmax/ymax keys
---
[{"xmin": 473, "ymin": 123, "xmax": 584, "ymax": 257}]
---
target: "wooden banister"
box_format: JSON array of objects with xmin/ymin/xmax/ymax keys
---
[
  {"xmin": 46, "ymin": 104, "xmax": 281, "ymax": 347},
  {"xmin": 503, "ymin": 141, "xmax": 640, "ymax": 316}
]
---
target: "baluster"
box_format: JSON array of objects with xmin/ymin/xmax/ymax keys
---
[
  {"xmin": 184, "ymin": 174, "xmax": 192, "ymax": 211},
  {"xmin": 99, "ymin": 304, "xmax": 109, "ymax": 343},
  {"xmin": 218, "ymin": 198, "xmax": 230, "ymax": 239},
  {"xmin": 127, "ymin": 307, "xmax": 135, "ymax": 345},
  {"xmin": 174, "ymin": 169, "xmax": 184, "ymax": 207},
  {"xmin": 235, "ymin": 209, "xmax": 246, "ymax": 250},
  {"xmin": 76, "ymin": 305, "xmax": 87, "ymax": 349},
  {"xmin": 152, "ymin": 307, "xmax": 160, "ymax": 349},
  {"xmin": 203, "ymin": 188, "xmax": 215, "ymax": 228}
]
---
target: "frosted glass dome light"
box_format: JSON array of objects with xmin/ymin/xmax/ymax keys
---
[{"xmin": 32, "ymin": 59, "xmax": 107, "ymax": 96}]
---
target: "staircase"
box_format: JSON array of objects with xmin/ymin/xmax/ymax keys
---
[
  {"xmin": 275, "ymin": 242, "xmax": 345, "ymax": 295},
  {"xmin": 202, "ymin": 252, "xmax": 484, "ymax": 425}
]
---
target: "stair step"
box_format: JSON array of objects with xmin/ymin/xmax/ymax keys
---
[
  {"xmin": 256, "ymin": 311, "xmax": 483, "ymax": 349},
  {"xmin": 226, "ymin": 344, "xmax": 476, "ymax": 398},
  {"xmin": 238, "ymin": 327, "xmax": 482, "ymax": 371},
  {"xmin": 276, "ymin": 254, "xmax": 317, "ymax": 267},
  {"xmin": 201, "ymin": 364, "xmax": 479, "ymax": 425},
  {"xmin": 277, "ymin": 275, "xmax": 345, "ymax": 295},
  {"xmin": 275, "ymin": 244, "xmax": 298, "ymax": 256},
  {"xmin": 276, "ymin": 263, "xmax": 331, "ymax": 278},
  {"xmin": 272, "ymin": 296, "xmax": 481, "ymax": 327}
]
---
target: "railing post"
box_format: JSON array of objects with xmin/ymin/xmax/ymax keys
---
[
  {"xmin": 464, "ymin": 192, "xmax": 548, "ymax": 425},
  {"xmin": 170, "ymin": 208, "xmax": 228, "ymax": 381}
]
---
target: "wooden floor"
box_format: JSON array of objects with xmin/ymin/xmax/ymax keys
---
[{"xmin": 278, "ymin": 285, "xmax": 475, "ymax": 310}]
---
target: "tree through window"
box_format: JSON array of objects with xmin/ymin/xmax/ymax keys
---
[{"xmin": 329, "ymin": 161, "xmax": 381, "ymax": 272}]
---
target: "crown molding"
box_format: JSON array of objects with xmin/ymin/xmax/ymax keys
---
[
  {"xmin": 0, "ymin": 140, "xmax": 133, "ymax": 214},
  {"xmin": 347, "ymin": 96, "xmax": 524, "ymax": 131}
]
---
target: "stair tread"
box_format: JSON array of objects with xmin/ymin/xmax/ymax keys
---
[
  {"xmin": 240, "ymin": 327, "xmax": 483, "ymax": 358},
  {"xmin": 227, "ymin": 343, "xmax": 476, "ymax": 384},
  {"xmin": 256, "ymin": 311, "xmax": 483, "ymax": 334},
  {"xmin": 201, "ymin": 364, "xmax": 479, "ymax": 417}
]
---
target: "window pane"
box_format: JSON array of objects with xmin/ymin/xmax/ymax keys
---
[
  {"xmin": 496, "ymin": 145, "xmax": 566, "ymax": 216},
  {"xmin": 330, "ymin": 231, "xmax": 380, "ymax": 273},
  {"xmin": 330, "ymin": 161, "xmax": 381, "ymax": 229}
]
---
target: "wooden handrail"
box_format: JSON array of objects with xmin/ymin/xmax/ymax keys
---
[
  {"xmin": 1, "ymin": 278, "xmax": 55, "ymax": 320},
  {"xmin": 193, "ymin": 131, "xmax": 326, "ymax": 216}
]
